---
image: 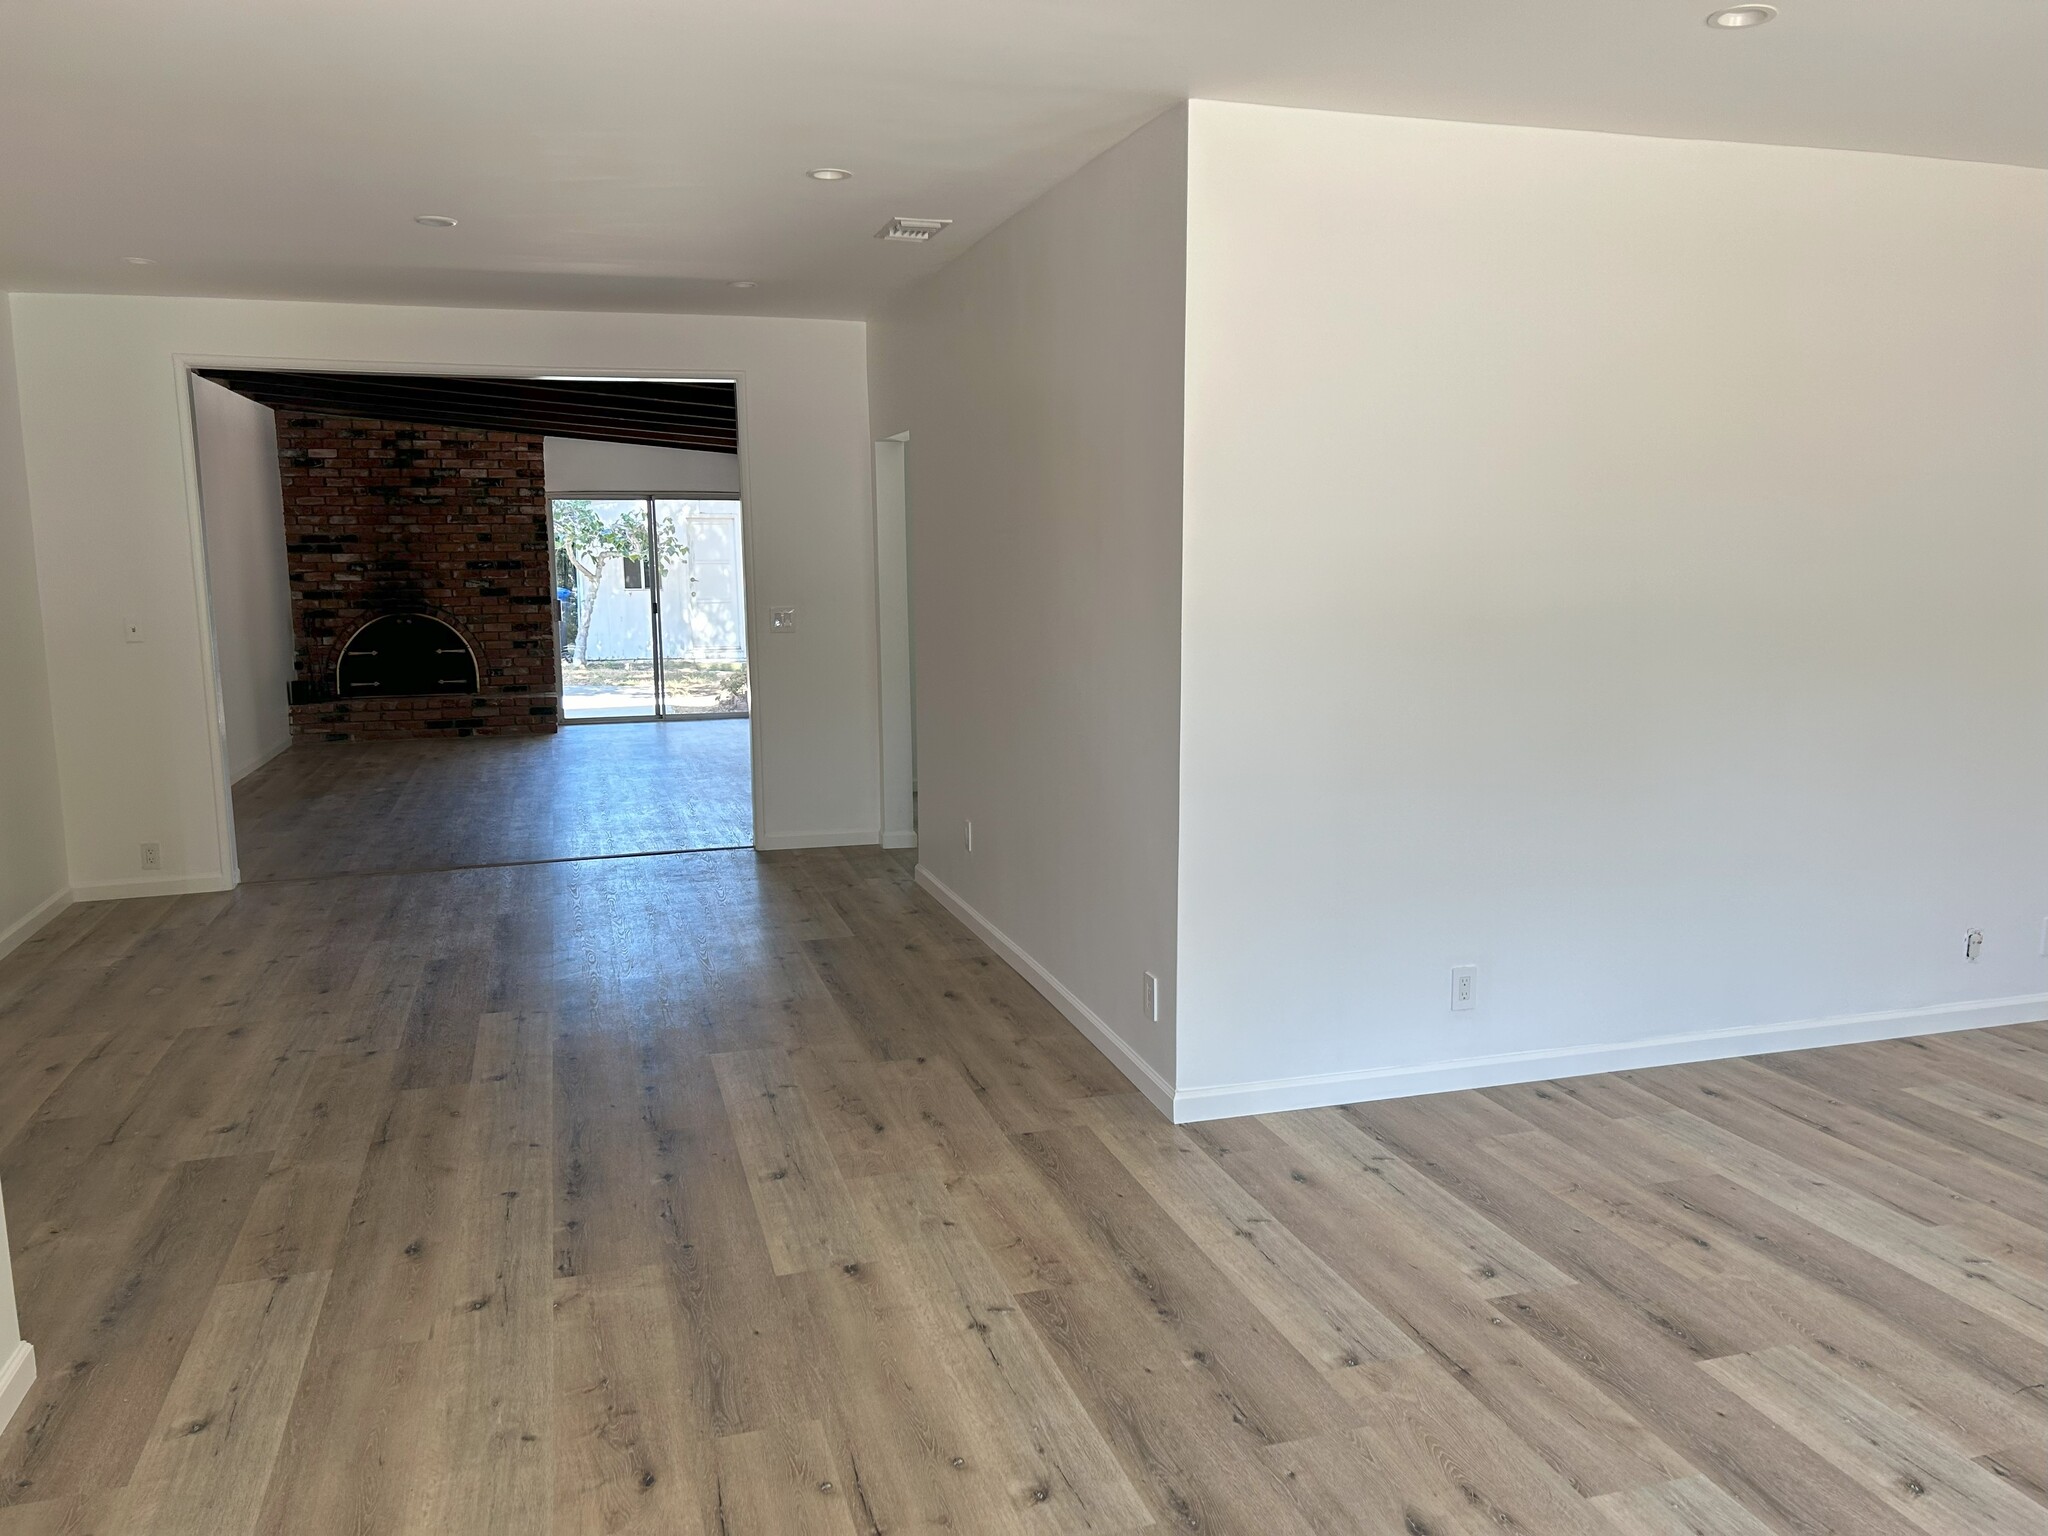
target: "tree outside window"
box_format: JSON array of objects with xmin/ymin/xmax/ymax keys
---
[{"xmin": 551, "ymin": 499, "xmax": 684, "ymax": 663}]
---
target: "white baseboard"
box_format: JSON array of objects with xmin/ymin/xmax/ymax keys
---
[
  {"xmin": 0, "ymin": 887, "xmax": 73, "ymax": 966},
  {"xmin": 0, "ymin": 1340, "xmax": 34, "ymax": 1438},
  {"xmin": 71, "ymin": 872, "xmax": 236, "ymax": 903},
  {"xmin": 1170, "ymin": 992, "xmax": 2048, "ymax": 1123},
  {"xmin": 913, "ymin": 865, "xmax": 1175, "ymax": 1118},
  {"xmin": 881, "ymin": 829, "xmax": 919, "ymax": 850},
  {"xmin": 754, "ymin": 829, "xmax": 881, "ymax": 852}
]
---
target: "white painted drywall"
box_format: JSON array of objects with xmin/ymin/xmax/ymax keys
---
[
  {"xmin": 1175, "ymin": 101, "xmax": 2048, "ymax": 1108},
  {"xmin": 0, "ymin": 300, "xmax": 69, "ymax": 957},
  {"xmin": 0, "ymin": 302, "xmax": 60, "ymax": 1414},
  {"xmin": 867, "ymin": 107, "xmax": 1189, "ymax": 1100},
  {"xmin": 873, "ymin": 437, "xmax": 915, "ymax": 848},
  {"xmin": 192, "ymin": 378, "xmax": 293, "ymax": 785},
  {"xmin": 0, "ymin": 1177, "xmax": 29, "ymax": 1437},
  {"xmin": 543, "ymin": 437, "xmax": 741, "ymax": 497},
  {"xmin": 7, "ymin": 294, "xmax": 879, "ymax": 890}
]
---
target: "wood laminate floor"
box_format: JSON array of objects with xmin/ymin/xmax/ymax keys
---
[
  {"xmin": 0, "ymin": 839, "xmax": 2042, "ymax": 1534},
  {"xmin": 231, "ymin": 718, "xmax": 753, "ymax": 881}
]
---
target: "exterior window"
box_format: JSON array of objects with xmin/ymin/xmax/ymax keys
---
[{"xmin": 621, "ymin": 556, "xmax": 647, "ymax": 590}]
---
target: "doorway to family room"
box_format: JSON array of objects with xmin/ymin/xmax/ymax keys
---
[{"xmin": 189, "ymin": 367, "xmax": 761, "ymax": 880}]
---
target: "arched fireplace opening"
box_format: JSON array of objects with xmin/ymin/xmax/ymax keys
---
[{"xmin": 334, "ymin": 613, "xmax": 479, "ymax": 697}]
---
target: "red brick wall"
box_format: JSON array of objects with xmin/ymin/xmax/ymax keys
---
[{"xmin": 277, "ymin": 414, "xmax": 558, "ymax": 740}]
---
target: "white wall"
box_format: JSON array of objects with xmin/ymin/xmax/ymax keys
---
[
  {"xmin": 868, "ymin": 107, "xmax": 1188, "ymax": 1106},
  {"xmin": 543, "ymin": 437, "xmax": 740, "ymax": 497},
  {"xmin": 191, "ymin": 378, "xmax": 293, "ymax": 784},
  {"xmin": 0, "ymin": 308, "xmax": 56, "ymax": 1433},
  {"xmin": 1175, "ymin": 101, "xmax": 2048, "ymax": 1113},
  {"xmin": 1, "ymin": 302, "xmax": 59, "ymax": 1432},
  {"xmin": 0, "ymin": 300, "xmax": 69, "ymax": 957},
  {"xmin": 7, "ymin": 294, "xmax": 879, "ymax": 888},
  {"xmin": 873, "ymin": 437, "xmax": 915, "ymax": 848},
  {"xmin": 0, "ymin": 1179, "xmax": 29, "ymax": 1437}
]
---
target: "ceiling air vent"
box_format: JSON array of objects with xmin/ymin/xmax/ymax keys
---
[{"xmin": 877, "ymin": 217, "xmax": 954, "ymax": 243}]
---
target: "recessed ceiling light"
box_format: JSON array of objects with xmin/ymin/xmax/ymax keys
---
[
  {"xmin": 414, "ymin": 214, "xmax": 459, "ymax": 227},
  {"xmin": 806, "ymin": 167, "xmax": 853, "ymax": 182},
  {"xmin": 123, "ymin": 256, "xmax": 155, "ymax": 265},
  {"xmin": 729, "ymin": 280, "xmax": 758, "ymax": 289},
  {"xmin": 1706, "ymin": 5, "xmax": 1776, "ymax": 26}
]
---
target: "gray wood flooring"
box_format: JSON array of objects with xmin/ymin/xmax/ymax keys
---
[
  {"xmin": 0, "ymin": 824, "xmax": 2039, "ymax": 1532},
  {"xmin": 231, "ymin": 718, "xmax": 753, "ymax": 881}
]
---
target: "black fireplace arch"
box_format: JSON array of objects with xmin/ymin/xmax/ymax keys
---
[{"xmin": 334, "ymin": 613, "xmax": 480, "ymax": 697}]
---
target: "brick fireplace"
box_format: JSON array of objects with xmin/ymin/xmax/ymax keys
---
[{"xmin": 277, "ymin": 413, "xmax": 558, "ymax": 740}]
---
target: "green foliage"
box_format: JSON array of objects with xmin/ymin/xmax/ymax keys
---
[
  {"xmin": 552, "ymin": 500, "xmax": 686, "ymax": 663},
  {"xmin": 553, "ymin": 499, "xmax": 683, "ymax": 578}
]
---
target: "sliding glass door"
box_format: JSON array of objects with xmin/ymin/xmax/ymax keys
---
[{"xmin": 552, "ymin": 497, "xmax": 748, "ymax": 722}]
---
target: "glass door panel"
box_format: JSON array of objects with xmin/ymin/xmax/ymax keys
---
[
  {"xmin": 553, "ymin": 498, "xmax": 660, "ymax": 721},
  {"xmin": 654, "ymin": 499, "xmax": 749, "ymax": 717}
]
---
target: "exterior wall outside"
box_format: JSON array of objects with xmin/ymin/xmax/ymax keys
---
[{"xmin": 574, "ymin": 555, "xmax": 655, "ymax": 662}]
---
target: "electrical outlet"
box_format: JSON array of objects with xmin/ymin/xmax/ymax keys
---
[
  {"xmin": 1143, "ymin": 972, "xmax": 1160, "ymax": 1023},
  {"xmin": 1964, "ymin": 929, "xmax": 1983, "ymax": 962},
  {"xmin": 140, "ymin": 841, "xmax": 161, "ymax": 871},
  {"xmin": 963, "ymin": 819, "xmax": 973, "ymax": 853},
  {"xmin": 770, "ymin": 607, "xmax": 798, "ymax": 632},
  {"xmin": 1450, "ymin": 964, "xmax": 1478, "ymax": 1012}
]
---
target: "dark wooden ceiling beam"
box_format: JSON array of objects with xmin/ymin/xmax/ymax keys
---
[
  {"xmin": 228, "ymin": 388, "xmax": 737, "ymax": 442},
  {"xmin": 218, "ymin": 377, "xmax": 738, "ymax": 428},
  {"xmin": 198, "ymin": 369, "xmax": 738, "ymax": 417},
  {"xmin": 211, "ymin": 388, "xmax": 737, "ymax": 439},
  {"xmin": 195, "ymin": 369, "xmax": 739, "ymax": 453}
]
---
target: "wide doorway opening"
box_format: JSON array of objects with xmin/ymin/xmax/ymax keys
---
[
  {"xmin": 187, "ymin": 367, "xmax": 761, "ymax": 880},
  {"xmin": 552, "ymin": 496, "xmax": 750, "ymax": 722}
]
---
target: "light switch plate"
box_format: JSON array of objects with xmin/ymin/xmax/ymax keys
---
[{"xmin": 771, "ymin": 608, "xmax": 798, "ymax": 632}]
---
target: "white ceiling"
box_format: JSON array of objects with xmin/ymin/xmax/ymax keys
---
[{"xmin": 3, "ymin": 0, "xmax": 2041, "ymax": 320}]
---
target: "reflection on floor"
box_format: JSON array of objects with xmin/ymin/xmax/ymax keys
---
[
  {"xmin": 231, "ymin": 718, "xmax": 752, "ymax": 881},
  {"xmin": 0, "ymin": 844, "xmax": 2041, "ymax": 1533},
  {"xmin": 559, "ymin": 658, "xmax": 749, "ymax": 721}
]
